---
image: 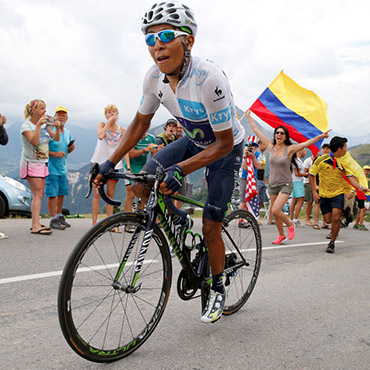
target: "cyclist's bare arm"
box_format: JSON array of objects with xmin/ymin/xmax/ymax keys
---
[
  {"xmin": 95, "ymin": 111, "xmax": 154, "ymax": 184},
  {"xmin": 110, "ymin": 111, "xmax": 154, "ymax": 164}
]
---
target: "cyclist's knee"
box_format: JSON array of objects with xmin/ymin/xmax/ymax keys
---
[{"xmin": 202, "ymin": 218, "xmax": 222, "ymax": 241}]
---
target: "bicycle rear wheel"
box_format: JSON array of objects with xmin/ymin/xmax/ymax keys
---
[
  {"xmin": 222, "ymin": 209, "xmax": 262, "ymax": 314},
  {"xmin": 58, "ymin": 213, "xmax": 172, "ymax": 363}
]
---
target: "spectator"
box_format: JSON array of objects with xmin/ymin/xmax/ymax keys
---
[
  {"xmin": 156, "ymin": 118, "xmax": 186, "ymax": 209},
  {"xmin": 90, "ymin": 104, "xmax": 130, "ymax": 227},
  {"xmin": 0, "ymin": 113, "xmax": 9, "ymax": 239},
  {"xmin": 352, "ymin": 165, "xmax": 370, "ymax": 230},
  {"xmin": 319, "ymin": 143, "xmax": 331, "ymax": 229},
  {"xmin": 20, "ymin": 99, "xmax": 61, "ymax": 235},
  {"xmin": 290, "ymin": 148, "xmax": 307, "ymax": 226},
  {"xmin": 256, "ymin": 140, "xmax": 268, "ymax": 211},
  {"xmin": 303, "ymin": 151, "xmax": 320, "ymax": 229},
  {"xmin": 246, "ymin": 110, "xmax": 329, "ymax": 245},
  {"xmin": 309, "ymin": 136, "xmax": 369, "ymax": 253},
  {"xmin": 45, "ymin": 106, "xmax": 75, "ymax": 230},
  {"xmin": 155, "ymin": 119, "xmax": 177, "ymax": 146},
  {"xmin": 175, "ymin": 121, "xmax": 183, "ymax": 140},
  {"xmin": 124, "ymin": 129, "xmax": 158, "ymax": 231},
  {"xmin": 238, "ymin": 136, "xmax": 262, "ymax": 225}
]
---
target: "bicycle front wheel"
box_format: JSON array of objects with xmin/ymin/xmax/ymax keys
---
[
  {"xmin": 222, "ymin": 209, "xmax": 262, "ymax": 314},
  {"xmin": 58, "ymin": 212, "xmax": 172, "ymax": 363}
]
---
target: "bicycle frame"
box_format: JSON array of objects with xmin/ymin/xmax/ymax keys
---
[{"xmin": 106, "ymin": 172, "xmax": 208, "ymax": 296}]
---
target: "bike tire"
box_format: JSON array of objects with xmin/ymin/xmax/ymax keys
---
[
  {"xmin": 222, "ymin": 209, "xmax": 262, "ymax": 315},
  {"xmin": 58, "ymin": 212, "xmax": 172, "ymax": 363}
]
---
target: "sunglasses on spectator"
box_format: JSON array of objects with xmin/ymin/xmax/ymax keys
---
[
  {"xmin": 145, "ymin": 30, "xmax": 189, "ymax": 46},
  {"xmin": 275, "ymin": 131, "xmax": 286, "ymax": 135}
]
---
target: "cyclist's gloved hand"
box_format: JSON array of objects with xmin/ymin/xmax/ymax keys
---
[
  {"xmin": 164, "ymin": 164, "xmax": 185, "ymax": 193},
  {"xmin": 99, "ymin": 160, "xmax": 115, "ymax": 178}
]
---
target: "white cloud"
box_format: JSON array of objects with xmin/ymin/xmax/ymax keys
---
[{"xmin": 1, "ymin": 0, "xmax": 370, "ymax": 135}]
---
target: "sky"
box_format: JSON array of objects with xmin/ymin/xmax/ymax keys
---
[{"xmin": 1, "ymin": 0, "xmax": 370, "ymax": 135}]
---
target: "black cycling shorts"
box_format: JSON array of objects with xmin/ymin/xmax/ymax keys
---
[{"xmin": 143, "ymin": 135, "xmax": 243, "ymax": 222}]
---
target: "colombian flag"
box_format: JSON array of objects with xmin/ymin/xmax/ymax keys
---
[{"xmin": 250, "ymin": 71, "xmax": 328, "ymax": 155}]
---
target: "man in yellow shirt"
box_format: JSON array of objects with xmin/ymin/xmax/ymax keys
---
[{"xmin": 309, "ymin": 137, "xmax": 369, "ymax": 253}]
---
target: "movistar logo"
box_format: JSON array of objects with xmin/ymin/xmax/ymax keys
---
[
  {"xmin": 182, "ymin": 126, "xmax": 205, "ymax": 139},
  {"xmin": 174, "ymin": 171, "xmax": 182, "ymax": 180}
]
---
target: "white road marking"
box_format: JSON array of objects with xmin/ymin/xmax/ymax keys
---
[
  {"xmin": 0, "ymin": 241, "xmax": 344, "ymax": 285},
  {"xmin": 263, "ymin": 240, "xmax": 344, "ymax": 251},
  {"xmin": 0, "ymin": 260, "xmax": 158, "ymax": 285}
]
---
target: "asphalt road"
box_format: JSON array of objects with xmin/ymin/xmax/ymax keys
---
[{"xmin": 0, "ymin": 216, "xmax": 369, "ymax": 370}]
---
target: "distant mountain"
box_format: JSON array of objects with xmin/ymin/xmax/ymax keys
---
[{"xmin": 348, "ymin": 144, "xmax": 370, "ymax": 167}]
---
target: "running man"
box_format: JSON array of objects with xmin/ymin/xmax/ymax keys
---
[{"xmin": 96, "ymin": 1, "xmax": 245, "ymax": 323}]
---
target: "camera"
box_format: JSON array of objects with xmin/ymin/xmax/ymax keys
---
[
  {"xmin": 45, "ymin": 115, "xmax": 56, "ymax": 123},
  {"xmin": 247, "ymin": 142, "xmax": 254, "ymax": 153}
]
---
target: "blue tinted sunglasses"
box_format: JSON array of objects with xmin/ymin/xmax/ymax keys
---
[{"xmin": 145, "ymin": 30, "xmax": 189, "ymax": 46}]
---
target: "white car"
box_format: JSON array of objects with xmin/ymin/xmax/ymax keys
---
[{"xmin": 0, "ymin": 174, "xmax": 32, "ymax": 218}]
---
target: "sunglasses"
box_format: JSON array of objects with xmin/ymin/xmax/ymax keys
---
[
  {"xmin": 275, "ymin": 131, "xmax": 286, "ymax": 135},
  {"xmin": 145, "ymin": 30, "xmax": 189, "ymax": 46}
]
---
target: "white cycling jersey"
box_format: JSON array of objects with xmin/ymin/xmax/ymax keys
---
[{"xmin": 138, "ymin": 56, "xmax": 245, "ymax": 149}]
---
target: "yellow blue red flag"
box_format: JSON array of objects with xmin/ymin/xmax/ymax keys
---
[{"xmin": 250, "ymin": 71, "xmax": 328, "ymax": 155}]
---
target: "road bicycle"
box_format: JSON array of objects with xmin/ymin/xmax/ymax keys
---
[{"xmin": 58, "ymin": 164, "xmax": 262, "ymax": 363}]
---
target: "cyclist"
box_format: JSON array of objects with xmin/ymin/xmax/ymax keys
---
[{"xmin": 96, "ymin": 1, "xmax": 244, "ymax": 323}]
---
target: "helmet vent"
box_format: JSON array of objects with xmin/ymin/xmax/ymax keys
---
[
  {"xmin": 185, "ymin": 10, "xmax": 194, "ymax": 20},
  {"xmin": 154, "ymin": 14, "xmax": 164, "ymax": 21}
]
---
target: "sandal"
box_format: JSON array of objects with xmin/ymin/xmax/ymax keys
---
[
  {"xmin": 30, "ymin": 224, "xmax": 51, "ymax": 231},
  {"xmin": 0, "ymin": 232, "xmax": 8, "ymax": 239},
  {"xmin": 321, "ymin": 225, "xmax": 330, "ymax": 229},
  {"xmin": 31, "ymin": 228, "xmax": 52, "ymax": 235},
  {"xmin": 313, "ymin": 224, "xmax": 320, "ymax": 230}
]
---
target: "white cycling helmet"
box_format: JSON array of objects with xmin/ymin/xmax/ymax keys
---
[{"xmin": 141, "ymin": 1, "xmax": 197, "ymax": 36}]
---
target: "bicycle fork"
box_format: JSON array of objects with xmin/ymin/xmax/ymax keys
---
[{"xmin": 112, "ymin": 214, "xmax": 155, "ymax": 294}]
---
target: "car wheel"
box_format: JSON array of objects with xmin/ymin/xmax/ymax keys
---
[{"xmin": 0, "ymin": 196, "xmax": 6, "ymax": 218}]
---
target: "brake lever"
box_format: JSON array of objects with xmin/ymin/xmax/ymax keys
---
[{"xmin": 85, "ymin": 163, "xmax": 99, "ymax": 199}]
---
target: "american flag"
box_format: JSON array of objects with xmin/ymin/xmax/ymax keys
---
[
  {"xmin": 246, "ymin": 194, "xmax": 260, "ymax": 219},
  {"xmin": 245, "ymin": 156, "xmax": 260, "ymax": 219}
]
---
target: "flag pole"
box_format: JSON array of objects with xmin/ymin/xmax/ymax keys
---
[{"xmin": 239, "ymin": 112, "xmax": 246, "ymax": 122}]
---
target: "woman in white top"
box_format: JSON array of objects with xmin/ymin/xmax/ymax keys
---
[
  {"xmin": 20, "ymin": 99, "xmax": 61, "ymax": 235},
  {"xmin": 90, "ymin": 104, "xmax": 130, "ymax": 226}
]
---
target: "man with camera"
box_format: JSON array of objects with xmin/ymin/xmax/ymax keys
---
[{"xmin": 45, "ymin": 106, "xmax": 75, "ymax": 230}]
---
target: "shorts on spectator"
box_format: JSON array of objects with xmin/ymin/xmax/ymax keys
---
[
  {"xmin": 291, "ymin": 181, "xmax": 304, "ymax": 198},
  {"xmin": 268, "ymin": 181, "xmax": 293, "ymax": 196},
  {"xmin": 239, "ymin": 177, "xmax": 247, "ymax": 203},
  {"xmin": 45, "ymin": 174, "xmax": 69, "ymax": 197},
  {"xmin": 320, "ymin": 194, "xmax": 344, "ymax": 216},
  {"xmin": 257, "ymin": 179, "xmax": 268, "ymax": 203},
  {"xmin": 304, "ymin": 183, "xmax": 313, "ymax": 202},
  {"xmin": 20, "ymin": 158, "xmax": 49, "ymax": 179},
  {"xmin": 356, "ymin": 196, "xmax": 365, "ymax": 209}
]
